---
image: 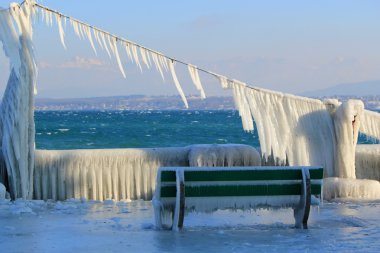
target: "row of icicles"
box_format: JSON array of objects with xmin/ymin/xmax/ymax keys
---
[{"xmin": 32, "ymin": 1, "xmax": 217, "ymax": 108}]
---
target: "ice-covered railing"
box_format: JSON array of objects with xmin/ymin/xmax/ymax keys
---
[
  {"xmin": 29, "ymin": 1, "xmax": 380, "ymax": 178},
  {"xmin": 33, "ymin": 145, "xmax": 261, "ymax": 201}
]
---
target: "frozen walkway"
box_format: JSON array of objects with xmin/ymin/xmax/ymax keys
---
[{"xmin": 1, "ymin": 199, "xmax": 380, "ymax": 252}]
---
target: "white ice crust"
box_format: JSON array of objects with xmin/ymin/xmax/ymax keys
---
[{"xmin": 33, "ymin": 145, "xmax": 261, "ymax": 201}]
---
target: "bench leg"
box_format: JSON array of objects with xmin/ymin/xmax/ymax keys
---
[
  {"xmin": 172, "ymin": 170, "xmax": 185, "ymax": 231},
  {"xmin": 294, "ymin": 168, "xmax": 311, "ymax": 229}
]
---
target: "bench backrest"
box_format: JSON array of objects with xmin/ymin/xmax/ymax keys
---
[{"xmin": 156, "ymin": 166, "xmax": 323, "ymax": 199}]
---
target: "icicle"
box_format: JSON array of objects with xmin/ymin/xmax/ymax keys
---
[
  {"xmin": 40, "ymin": 5, "xmax": 45, "ymax": 22},
  {"xmin": 100, "ymin": 32, "xmax": 111, "ymax": 58},
  {"xmin": 146, "ymin": 49, "xmax": 152, "ymax": 66},
  {"xmin": 9, "ymin": 4, "xmax": 22, "ymax": 33},
  {"xmin": 124, "ymin": 43, "xmax": 134, "ymax": 62},
  {"xmin": 188, "ymin": 64, "xmax": 206, "ymax": 99},
  {"xmin": 84, "ymin": 26, "xmax": 97, "ymax": 55},
  {"xmin": 168, "ymin": 60, "xmax": 188, "ymax": 109},
  {"xmin": 55, "ymin": 13, "xmax": 66, "ymax": 49},
  {"xmin": 78, "ymin": 23, "xmax": 85, "ymax": 40},
  {"xmin": 93, "ymin": 30, "xmax": 103, "ymax": 50},
  {"xmin": 218, "ymin": 75, "xmax": 230, "ymax": 89},
  {"xmin": 159, "ymin": 55, "xmax": 169, "ymax": 71},
  {"xmin": 131, "ymin": 44, "xmax": 142, "ymax": 72},
  {"xmin": 110, "ymin": 37, "xmax": 126, "ymax": 78},
  {"xmin": 71, "ymin": 19, "xmax": 81, "ymax": 39},
  {"xmin": 48, "ymin": 11, "xmax": 53, "ymax": 27},
  {"xmin": 231, "ymin": 82, "xmax": 253, "ymax": 132},
  {"xmin": 63, "ymin": 15, "xmax": 67, "ymax": 28},
  {"xmin": 107, "ymin": 35, "xmax": 115, "ymax": 55},
  {"xmin": 151, "ymin": 52, "xmax": 165, "ymax": 81},
  {"xmin": 140, "ymin": 47, "xmax": 150, "ymax": 69}
]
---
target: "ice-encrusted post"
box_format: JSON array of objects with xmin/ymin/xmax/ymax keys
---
[
  {"xmin": 333, "ymin": 100, "xmax": 364, "ymax": 178},
  {"xmin": 0, "ymin": 1, "xmax": 37, "ymax": 199}
]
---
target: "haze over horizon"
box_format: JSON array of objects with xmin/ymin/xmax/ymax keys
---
[{"xmin": 1, "ymin": 0, "xmax": 379, "ymax": 98}]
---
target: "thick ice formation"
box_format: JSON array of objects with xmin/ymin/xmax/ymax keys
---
[
  {"xmin": 332, "ymin": 100, "xmax": 364, "ymax": 178},
  {"xmin": 0, "ymin": 1, "xmax": 36, "ymax": 199},
  {"xmin": 228, "ymin": 81, "xmax": 373, "ymax": 182},
  {"xmin": 33, "ymin": 145, "xmax": 261, "ymax": 201},
  {"xmin": 355, "ymin": 144, "xmax": 380, "ymax": 181},
  {"xmin": 188, "ymin": 144, "xmax": 260, "ymax": 167},
  {"xmin": 360, "ymin": 109, "xmax": 380, "ymax": 140},
  {"xmin": 230, "ymin": 83, "xmax": 336, "ymax": 177},
  {"xmin": 323, "ymin": 177, "xmax": 380, "ymax": 200}
]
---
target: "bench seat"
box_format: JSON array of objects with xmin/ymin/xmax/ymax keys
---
[{"xmin": 153, "ymin": 166, "xmax": 323, "ymax": 230}]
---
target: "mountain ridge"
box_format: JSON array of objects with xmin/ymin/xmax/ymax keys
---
[{"xmin": 301, "ymin": 80, "xmax": 380, "ymax": 97}]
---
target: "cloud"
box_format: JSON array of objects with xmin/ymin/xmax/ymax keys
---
[{"xmin": 39, "ymin": 56, "xmax": 109, "ymax": 70}]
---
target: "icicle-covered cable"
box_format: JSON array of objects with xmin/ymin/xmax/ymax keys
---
[
  {"xmin": 188, "ymin": 64, "xmax": 206, "ymax": 99},
  {"xmin": 168, "ymin": 60, "xmax": 188, "ymax": 109}
]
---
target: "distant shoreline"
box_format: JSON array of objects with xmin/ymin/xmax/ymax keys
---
[{"xmin": 34, "ymin": 95, "xmax": 380, "ymax": 111}]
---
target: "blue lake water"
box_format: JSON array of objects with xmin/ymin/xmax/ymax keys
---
[{"xmin": 35, "ymin": 110, "xmax": 377, "ymax": 150}]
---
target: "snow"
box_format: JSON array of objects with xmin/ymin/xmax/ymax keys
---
[
  {"xmin": 33, "ymin": 145, "xmax": 261, "ymax": 201},
  {"xmin": 1, "ymin": 199, "xmax": 380, "ymax": 252}
]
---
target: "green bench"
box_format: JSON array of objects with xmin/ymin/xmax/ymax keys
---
[{"xmin": 153, "ymin": 166, "xmax": 323, "ymax": 230}]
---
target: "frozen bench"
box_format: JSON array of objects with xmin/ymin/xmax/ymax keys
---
[{"xmin": 153, "ymin": 166, "xmax": 323, "ymax": 230}]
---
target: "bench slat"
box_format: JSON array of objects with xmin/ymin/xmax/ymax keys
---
[
  {"xmin": 161, "ymin": 167, "xmax": 323, "ymax": 183},
  {"xmin": 160, "ymin": 183, "xmax": 322, "ymax": 198}
]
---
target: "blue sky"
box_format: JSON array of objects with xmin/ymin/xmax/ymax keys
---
[{"xmin": 1, "ymin": 0, "xmax": 380, "ymax": 98}]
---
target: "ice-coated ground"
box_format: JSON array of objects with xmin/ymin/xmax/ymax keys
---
[{"xmin": 1, "ymin": 199, "xmax": 380, "ymax": 253}]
